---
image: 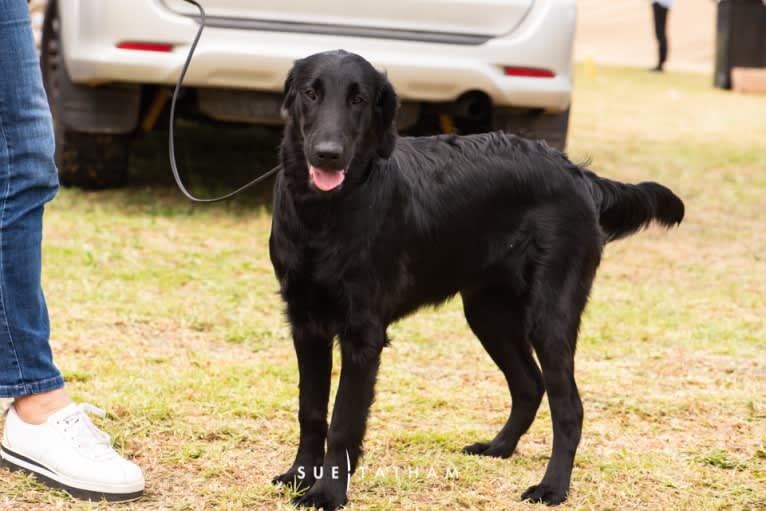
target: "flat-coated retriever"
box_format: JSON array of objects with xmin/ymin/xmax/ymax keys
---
[{"xmin": 269, "ymin": 50, "xmax": 684, "ymax": 510}]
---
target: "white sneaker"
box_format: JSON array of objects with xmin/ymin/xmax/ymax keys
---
[{"xmin": 1, "ymin": 402, "xmax": 144, "ymax": 502}]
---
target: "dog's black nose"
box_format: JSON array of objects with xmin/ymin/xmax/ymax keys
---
[{"xmin": 314, "ymin": 141, "xmax": 344, "ymax": 168}]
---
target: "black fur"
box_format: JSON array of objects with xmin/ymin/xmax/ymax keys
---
[{"xmin": 269, "ymin": 50, "xmax": 684, "ymax": 510}]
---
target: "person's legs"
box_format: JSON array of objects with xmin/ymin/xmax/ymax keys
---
[
  {"xmin": 0, "ymin": 0, "xmax": 63, "ymax": 403},
  {"xmin": 0, "ymin": 1, "xmax": 144, "ymax": 501},
  {"xmin": 652, "ymin": 2, "xmax": 669, "ymax": 71}
]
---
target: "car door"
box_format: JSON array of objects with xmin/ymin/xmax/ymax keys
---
[{"xmin": 161, "ymin": 0, "xmax": 535, "ymax": 40}]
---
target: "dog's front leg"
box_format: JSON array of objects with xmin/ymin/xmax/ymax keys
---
[
  {"xmin": 293, "ymin": 326, "xmax": 384, "ymax": 511},
  {"xmin": 272, "ymin": 328, "xmax": 333, "ymax": 492}
]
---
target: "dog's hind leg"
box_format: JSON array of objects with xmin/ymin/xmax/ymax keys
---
[
  {"xmin": 521, "ymin": 325, "xmax": 582, "ymax": 506},
  {"xmin": 460, "ymin": 286, "xmax": 544, "ymax": 459},
  {"xmin": 520, "ymin": 242, "xmax": 599, "ymax": 505}
]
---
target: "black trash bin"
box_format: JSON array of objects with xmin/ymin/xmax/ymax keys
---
[{"xmin": 714, "ymin": 0, "xmax": 766, "ymax": 89}]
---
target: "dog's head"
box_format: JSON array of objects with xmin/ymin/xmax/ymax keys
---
[{"xmin": 281, "ymin": 50, "xmax": 398, "ymax": 194}]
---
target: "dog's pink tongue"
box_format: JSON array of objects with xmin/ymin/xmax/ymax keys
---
[{"xmin": 309, "ymin": 165, "xmax": 345, "ymax": 191}]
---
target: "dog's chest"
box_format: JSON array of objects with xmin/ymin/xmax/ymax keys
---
[{"xmin": 277, "ymin": 241, "xmax": 374, "ymax": 323}]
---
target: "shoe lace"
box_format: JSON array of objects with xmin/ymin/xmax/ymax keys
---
[{"xmin": 57, "ymin": 403, "xmax": 116, "ymax": 461}]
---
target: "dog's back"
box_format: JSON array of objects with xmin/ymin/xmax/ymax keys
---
[{"xmin": 389, "ymin": 131, "xmax": 683, "ymax": 245}]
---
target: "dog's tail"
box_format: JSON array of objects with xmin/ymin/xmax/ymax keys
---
[{"xmin": 584, "ymin": 170, "xmax": 684, "ymax": 242}]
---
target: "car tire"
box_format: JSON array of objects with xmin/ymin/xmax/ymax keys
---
[
  {"xmin": 492, "ymin": 107, "xmax": 570, "ymax": 152},
  {"xmin": 41, "ymin": 0, "xmax": 131, "ymax": 189},
  {"xmin": 54, "ymin": 131, "xmax": 132, "ymax": 189}
]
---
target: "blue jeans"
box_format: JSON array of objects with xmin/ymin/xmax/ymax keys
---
[{"xmin": 0, "ymin": 0, "xmax": 63, "ymax": 398}]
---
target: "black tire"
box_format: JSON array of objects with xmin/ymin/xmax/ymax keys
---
[
  {"xmin": 41, "ymin": 0, "xmax": 131, "ymax": 189},
  {"xmin": 492, "ymin": 107, "xmax": 570, "ymax": 152},
  {"xmin": 54, "ymin": 131, "xmax": 132, "ymax": 189}
]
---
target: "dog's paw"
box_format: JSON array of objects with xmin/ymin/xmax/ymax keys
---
[
  {"xmin": 461, "ymin": 441, "xmax": 513, "ymax": 458},
  {"xmin": 272, "ymin": 467, "xmax": 316, "ymax": 492},
  {"xmin": 462, "ymin": 441, "xmax": 491, "ymax": 455},
  {"xmin": 292, "ymin": 482, "xmax": 347, "ymax": 511},
  {"xmin": 521, "ymin": 483, "xmax": 568, "ymax": 506}
]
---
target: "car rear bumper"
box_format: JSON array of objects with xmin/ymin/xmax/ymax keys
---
[{"xmin": 60, "ymin": 0, "xmax": 576, "ymax": 111}]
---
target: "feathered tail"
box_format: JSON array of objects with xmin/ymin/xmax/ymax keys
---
[{"xmin": 584, "ymin": 170, "xmax": 685, "ymax": 242}]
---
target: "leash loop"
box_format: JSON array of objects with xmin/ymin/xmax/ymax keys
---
[{"xmin": 169, "ymin": 0, "xmax": 280, "ymax": 203}]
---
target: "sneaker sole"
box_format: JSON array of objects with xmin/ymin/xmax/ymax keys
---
[{"xmin": 0, "ymin": 445, "xmax": 144, "ymax": 503}]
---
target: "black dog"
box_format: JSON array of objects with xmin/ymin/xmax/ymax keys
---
[{"xmin": 269, "ymin": 50, "xmax": 684, "ymax": 509}]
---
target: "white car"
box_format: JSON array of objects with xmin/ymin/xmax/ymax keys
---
[{"xmin": 42, "ymin": 0, "xmax": 576, "ymax": 188}]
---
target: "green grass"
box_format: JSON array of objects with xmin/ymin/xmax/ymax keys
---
[{"xmin": 1, "ymin": 65, "xmax": 765, "ymax": 510}]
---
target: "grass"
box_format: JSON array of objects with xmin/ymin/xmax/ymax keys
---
[{"xmin": 1, "ymin": 64, "xmax": 765, "ymax": 510}]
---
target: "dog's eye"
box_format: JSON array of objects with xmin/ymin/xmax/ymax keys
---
[
  {"xmin": 303, "ymin": 89, "xmax": 317, "ymax": 101},
  {"xmin": 351, "ymin": 95, "xmax": 365, "ymax": 105}
]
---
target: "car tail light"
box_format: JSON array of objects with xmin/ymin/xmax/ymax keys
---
[
  {"xmin": 116, "ymin": 42, "xmax": 174, "ymax": 52},
  {"xmin": 503, "ymin": 66, "xmax": 556, "ymax": 78}
]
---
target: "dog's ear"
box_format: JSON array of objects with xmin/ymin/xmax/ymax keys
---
[
  {"xmin": 280, "ymin": 61, "xmax": 301, "ymax": 119},
  {"xmin": 375, "ymin": 73, "xmax": 398, "ymax": 158}
]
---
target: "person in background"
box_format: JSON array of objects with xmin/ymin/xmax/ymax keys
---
[
  {"xmin": 651, "ymin": 0, "xmax": 673, "ymax": 72},
  {"xmin": 0, "ymin": 0, "xmax": 144, "ymax": 502}
]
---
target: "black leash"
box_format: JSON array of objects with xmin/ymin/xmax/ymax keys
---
[{"xmin": 169, "ymin": 0, "xmax": 280, "ymax": 203}]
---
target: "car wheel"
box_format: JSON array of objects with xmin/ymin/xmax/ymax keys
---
[
  {"xmin": 492, "ymin": 107, "xmax": 570, "ymax": 152},
  {"xmin": 41, "ymin": 0, "xmax": 131, "ymax": 189}
]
